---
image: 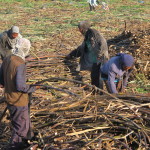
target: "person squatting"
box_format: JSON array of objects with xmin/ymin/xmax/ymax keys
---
[
  {"xmin": 100, "ymin": 53, "xmax": 134, "ymax": 94},
  {"xmin": 0, "ymin": 26, "xmax": 22, "ymax": 61}
]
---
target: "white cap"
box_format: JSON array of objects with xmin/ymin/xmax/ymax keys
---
[{"xmin": 11, "ymin": 26, "xmax": 19, "ymax": 33}]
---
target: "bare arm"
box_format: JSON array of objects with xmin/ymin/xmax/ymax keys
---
[{"xmin": 66, "ymin": 42, "xmax": 85, "ymax": 59}]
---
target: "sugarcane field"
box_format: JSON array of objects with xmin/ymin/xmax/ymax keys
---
[{"xmin": 0, "ymin": 0, "xmax": 149, "ymax": 150}]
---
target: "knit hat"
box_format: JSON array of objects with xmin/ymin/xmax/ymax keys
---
[
  {"xmin": 13, "ymin": 38, "xmax": 31, "ymax": 60},
  {"xmin": 11, "ymin": 26, "xmax": 19, "ymax": 33},
  {"xmin": 118, "ymin": 53, "xmax": 134, "ymax": 67}
]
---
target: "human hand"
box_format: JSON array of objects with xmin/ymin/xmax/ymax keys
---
[
  {"xmin": 0, "ymin": 85, "xmax": 4, "ymax": 93},
  {"xmin": 0, "ymin": 84, "xmax": 3, "ymax": 88},
  {"xmin": 36, "ymin": 86, "xmax": 41, "ymax": 89},
  {"xmin": 65, "ymin": 54, "xmax": 72, "ymax": 60},
  {"xmin": 119, "ymin": 86, "xmax": 127, "ymax": 94}
]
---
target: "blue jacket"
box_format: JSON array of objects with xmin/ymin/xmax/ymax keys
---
[{"xmin": 101, "ymin": 55, "xmax": 132, "ymax": 93}]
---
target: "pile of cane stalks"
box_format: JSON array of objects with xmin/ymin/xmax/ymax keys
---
[{"xmin": 29, "ymin": 78, "xmax": 150, "ymax": 150}]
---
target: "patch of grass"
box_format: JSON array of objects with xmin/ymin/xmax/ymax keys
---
[
  {"xmin": 0, "ymin": 0, "xmax": 26, "ymax": 2},
  {"xmin": 30, "ymin": 35, "xmax": 45, "ymax": 42},
  {"xmin": 0, "ymin": 0, "xmax": 12, "ymax": 2},
  {"xmin": 136, "ymin": 87, "xmax": 149, "ymax": 93},
  {"xmin": 21, "ymin": 1, "xmax": 35, "ymax": 8},
  {"xmin": 134, "ymin": 74, "xmax": 150, "ymax": 93}
]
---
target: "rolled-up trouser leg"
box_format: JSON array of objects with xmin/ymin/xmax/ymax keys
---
[{"xmin": 7, "ymin": 104, "xmax": 31, "ymax": 149}]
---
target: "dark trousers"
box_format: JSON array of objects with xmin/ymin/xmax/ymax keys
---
[
  {"xmin": 0, "ymin": 54, "xmax": 4, "ymax": 60},
  {"xmin": 7, "ymin": 104, "xmax": 33, "ymax": 150},
  {"xmin": 91, "ymin": 63, "xmax": 100, "ymax": 88},
  {"xmin": 89, "ymin": 4, "xmax": 95, "ymax": 11},
  {"xmin": 100, "ymin": 73, "xmax": 110, "ymax": 93}
]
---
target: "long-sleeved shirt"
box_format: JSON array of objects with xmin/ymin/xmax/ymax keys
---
[
  {"xmin": 0, "ymin": 30, "xmax": 22, "ymax": 59},
  {"xmin": 88, "ymin": 0, "xmax": 98, "ymax": 7},
  {"xmin": 68, "ymin": 28, "xmax": 109, "ymax": 71},
  {"xmin": 0, "ymin": 55, "xmax": 35, "ymax": 106},
  {"xmin": 101, "ymin": 55, "xmax": 132, "ymax": 93}
]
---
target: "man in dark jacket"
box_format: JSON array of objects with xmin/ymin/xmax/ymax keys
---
[
  {"xmin": 66, "ymin": 21, "xmax": 109, "ymax": 89},
  {"xmin": 0, "ymin": 38, "xmax": 38, "ymax": 150},
  {"xmin": 100, "ymin": 53, "xmax": 134, "ymax": 94},
  {"xmin": 0, "ymin": 26, "xmax": 22, "ymax": 60}
]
